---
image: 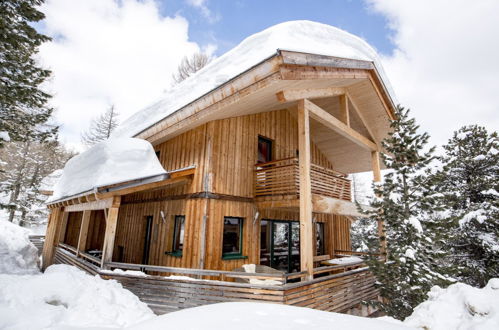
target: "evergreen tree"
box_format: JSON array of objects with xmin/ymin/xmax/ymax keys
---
[
  {"xmin": 0, "ymin": 0, "xmax": 57, "ymax": 147},
  {"xmin": 435, "ymin": 125, "xmax": 498, "ymax": 287},
  {"xmin": 81, "ymin": 105, "xmax": 119, "ymax": 147},
  {"xmin": 366, "ymin": 106, "xmax": 450, "ymax": 319}
]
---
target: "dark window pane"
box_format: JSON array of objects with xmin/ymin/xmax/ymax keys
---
[
  {"xmin": 316, "ymin": 222, "xmax": 325, "ymax": 255},
  {"xmin": 173, "ymin": 215, "xmax": 185, "ymax": 252},
  {"xmin": 223, "ymin": 217, "xmax": 242, "ymax": 254},
  {"xmin": 258, "ymin": 136, "xmax": 272, "ymax": 163}
]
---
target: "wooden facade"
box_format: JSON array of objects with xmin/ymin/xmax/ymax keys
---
[{"xmin": 42, "ymin": 49, "xmax": 394, "ymax": 315}]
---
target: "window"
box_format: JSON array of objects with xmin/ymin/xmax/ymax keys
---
[
  {"xmin": 172, "ymin": 215, "xmax": 185, "ymax": 254},
  {"xmin": 257, "ymin": 136, "xmax": 273, "ymax": 163},
  {"xmin": 316, "ymin": 222, "xmax": 325, "ymax": 255},
  {"xmin": 222, "ymin": 217, "xmax": 244, "ymax": 258}
]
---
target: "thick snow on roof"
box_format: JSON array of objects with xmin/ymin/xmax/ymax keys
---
[
  {"xmin": 48, "ymin": 138, "xmax": 166, "ymax": 202},
  {"xmin": 39, "ymin": 169, "xmax": 63, "ymax": 192},
  {"xmin": 113, "ymin": 20, "xmax": 395, "ymax": 139}
]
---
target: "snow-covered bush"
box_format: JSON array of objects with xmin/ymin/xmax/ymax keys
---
[
  {"xmin": 404, "ymin": 278, "xmax": 499, "ymax": 329},
  {"xmin": 0, "ymin": 220, "xmax": 39, "ymax": 275}
]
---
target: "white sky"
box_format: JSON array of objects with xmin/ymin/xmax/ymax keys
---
[
  {"xmin": 38, "ymin": 0, "xmax": 499, "ymax": 151},
  {"xmin": 369, "ymin": 0, "xmax": 499, "ymax": 146}
]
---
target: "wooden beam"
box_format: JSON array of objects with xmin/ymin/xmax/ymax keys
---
[
  {"xmin": 305, "ymin": 99, "xmax": 378, "ymax": 151},
  {"xmin": 41, "ymin": 207, "xmax": 64, "ymax": 270},
  {"xmin": 338, "ymin": 94, "xmax": 350, "ymax": 126},
  {"xmin": 346, "ymin": 91, "xmax": 378, "ymax": 144},
  {"xmin": 101, "ymin": 196, "xmax": 120, "ymax": 269},
  {"xmin": 65, "ymin": 198, "xmax": 113, "ymax": 212},
  {"xmin": 57, "ymin": 211, "xmax": 69, "ymax": 243},
  {"xmin": 298, "ymin": 100, "xmax": 314, "ymax": 281},
  {"xmin": 276, "ymin": 87, "xmax": 345, "ymax": 103},
  {"xmin": 371, "ymin": 151, "xmax": 386, "ymax": 255},
  {"xmin": 312, "ymin": 195, "xmax": 368, "ymax": 217},
  {"xmin": 76, "ymin": 210, "xmax": 91, "ymax": 254},
  {"xmin": 371, "ymin": 151, "xmax": 382, "ymax": 183},
  {"xmin": 97, "ymin": 175, "xmax": 193, "ymax": 199}
]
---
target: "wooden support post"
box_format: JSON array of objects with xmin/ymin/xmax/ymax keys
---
[
  {"xmin": 57, "ymin": 211, "xmax": 69, "ymax": 243},
  {"xmin": 41, "ymin": 207, "xmax": 65, "ymax": 270},
  {"xmin": 76, "ymin": 210, "xmax": 92, "ymax": 255},
  {"xmin": 101, "ymin": 196, "xmax": 120, "ymax": 269},
  {"xmin": 371, "ymin": 151, "xmax": 386, "ymax": 255},
  {"xmin": 298, "ymin": 99, "xmax": 314, "ymax": 281},
  {"xmin": 339, "ymin": 94, "xmax": 350, "ymax": 127}
]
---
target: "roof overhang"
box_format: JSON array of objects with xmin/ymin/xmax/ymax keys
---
[{"xmin": 135, "ymin": 51, "xmax": 396, "ymax": 173}]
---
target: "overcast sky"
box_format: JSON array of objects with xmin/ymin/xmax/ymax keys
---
[{"xmin": 37, "ymin": 0, "xmax": 499, "ymax": 151}]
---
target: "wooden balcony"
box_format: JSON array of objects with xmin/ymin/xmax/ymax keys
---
[{"xmin": 254, "ymin": 158, "xmax": 351, "ymax": 201}]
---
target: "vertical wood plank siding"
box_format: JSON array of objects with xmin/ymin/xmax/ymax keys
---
[
  {"xmin": 110, "ymin": 109, "xmax": 350, "ymax": 271},
  {"xmin": 62, "ymin": 211, "xmax": 83, "ymax": 248}
]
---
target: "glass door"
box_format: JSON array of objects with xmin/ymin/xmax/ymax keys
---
[{"xmin": 260, "ymin": 220, "xmax": 300, "ymax": 273}]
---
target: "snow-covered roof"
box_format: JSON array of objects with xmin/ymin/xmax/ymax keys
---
[
  {"xmin": 39, "ymin": 169, "xmax": 63, "ymax": 193},
  {"xmin": 113, "ymin": 20, "xmax": 395, "ymax": 139},
  {"xmin": 48, "ymin": 138, "xmax": 166, "ymax": 202}
]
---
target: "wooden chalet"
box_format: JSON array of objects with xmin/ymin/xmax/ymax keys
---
[{"xmin": 41, "ymin": 21, "xmax": 395, "ymax": 316}]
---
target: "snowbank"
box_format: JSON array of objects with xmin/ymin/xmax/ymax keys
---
[
  {"xmin": 49, "ymin": 138, "xmax": 166, "ymax": 202},
  {"xmin": 0, "ymin": 264, "xmax": 154, "ymax": 329},
  {"xmin": 113, "ymin": 20, "xmax": 396, "ymax": 139},
  {"xmin": 0, "ymin": 220, "xmax": 39, "ymax": 275},
  {"xmin": 404, "ymin": 279, "xmax": 499, "ymax": 330},
  {"xmin": 126, "ymin": 302, "xmax": 410, "ymax": 330}
]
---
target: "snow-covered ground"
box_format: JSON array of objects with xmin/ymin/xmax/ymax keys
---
[{"xmin": 0, "ymin": 220, "xmax": 498, "ymax": 329}]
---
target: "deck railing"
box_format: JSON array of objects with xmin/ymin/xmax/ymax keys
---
[
  {"xmin": 53, "ymin": 247, "xmax": 379, "ymax": 315},
  {"xmin": 254, "ymin": 158, "xmax": 351, "ymax": 201}
]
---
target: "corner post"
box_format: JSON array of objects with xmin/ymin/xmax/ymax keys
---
[
  {"xmin": 76, "ymin": 210, "xmax": 92, "ymax": 256},
  {"xmin": 101, "ymin": 196, "xmax": 120, "ymax": 269},
  {"xmin": 371, "ymin": 151, "xmax": 386, "ymax": 255},
  {"xmin": 298, "ymin": 99, "xmax": 314, "ymax": 281},
  {"xmin": 41, "ymin": 207, "xmax": 65, "ymax": 270}
]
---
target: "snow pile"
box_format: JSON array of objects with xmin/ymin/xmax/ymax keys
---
[
  {"xmin": 126, "ymin": 302, "xmax": 410, "ymax": 330},
  {"xmin": 0, "ymin": 220, "xmax": 39, "ymax": 275},
  {"xmin": 49, "ymin": 138, "xmax": 166, "ymax": 202},
  {"xmin": 0, "ymin": 264, "xmax": 155, "ymax": 329},
  {"xmin": 113, "ymin": 20, "xmax": 396, "ymax": 138},
  {"xmin": 404, "ymin": 279, "xmax": 499, "ymax": 330},
  {"xmin": 39, "ymin": 169, "xmax": 63, "ymax": 193},
  {"xmin": 325, "ymin": 256, "xmax": 364, "ymax": 265}
]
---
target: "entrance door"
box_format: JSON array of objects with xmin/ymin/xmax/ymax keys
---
[
  {"xmin": 142, "ymin": 216, "xmax": 153, "ymax": 265},
  {"xmin": 260, "ymin": 220, "xmax": 300, "ymax": 273}
]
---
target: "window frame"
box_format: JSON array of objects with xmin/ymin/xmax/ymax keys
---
[
  {"xmin": 257, "ymin": 135, "xmax": 273, "ymax": 164},
  {"xmin": 315, "ymin": 222, "xmax": 326, "ymax": 256},
  {"xmin": 222, "ymin": 216, "xmax": 247, "ymax": 260},
  {"xmin": 170, "ymin": 215, "xmax": 185, "ymax": 257}
]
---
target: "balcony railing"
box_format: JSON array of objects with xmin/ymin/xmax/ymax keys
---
[{"xmin": 254, "ymin": 158, "xmax": 351, "ymax": 201}]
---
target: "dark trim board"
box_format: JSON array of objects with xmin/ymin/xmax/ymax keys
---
[{"xmin": 122, "ymin": 192, "xmax": 254, "ymax": 205}]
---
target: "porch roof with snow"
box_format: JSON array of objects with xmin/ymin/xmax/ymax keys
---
[
  {"xmin": 113, "ymin": 20, "xmax": 397, "ymax": 173},
  {"xmin": 47, "ymin": 138, "xmax": 194, "ymax": 206}
]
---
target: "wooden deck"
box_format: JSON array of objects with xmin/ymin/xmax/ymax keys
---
[
  {"xmin": 52, "ymin": 246, "xmax": 380, "ymax": 316},
  {"xmin": 254, "ymin": 158, "xmax": 351, "ymax": 201}
]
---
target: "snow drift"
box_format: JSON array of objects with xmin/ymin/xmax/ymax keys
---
[
  {"xmin": 0, "ymin": 220, "xmax": 39, "ymax": 275},
  {"xmin": 126, "ymin": 302, "xmax": 410, "ymax": 330},
  {"xmin": 403, "ymin": 279, "xmax": 499, "ymax": 330},
  {"xmin": 49, "ymin": 138, "xmax": 166, "ymax": 202},
  {"xmin": 0, "ymin": 264, "xmax": 155, "ymax": 329},
  {"xmin": 113, "ymin": 20, "xmax": 396, "ymax": 139}
]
